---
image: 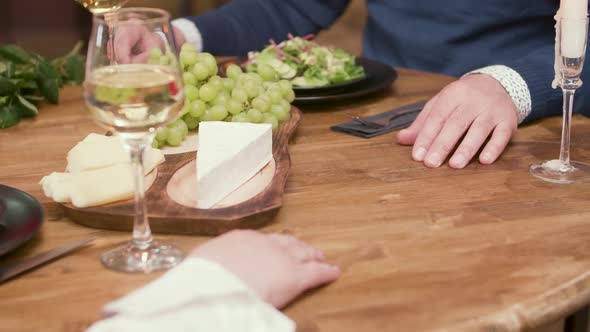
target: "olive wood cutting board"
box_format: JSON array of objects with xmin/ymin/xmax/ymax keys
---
[{"xmin": 63, "ymin": 107, "xmax": 302, "ymax": 235}]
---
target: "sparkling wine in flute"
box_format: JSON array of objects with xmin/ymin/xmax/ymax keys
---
[
  {"xmin": 85, "ymin": 64, "xmax": 183, "ymax": 134},
  {"xmin": 76, "ymin": 0, "xmax": 129, "ymax": 14}
]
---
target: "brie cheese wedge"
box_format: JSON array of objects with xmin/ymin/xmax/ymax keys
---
[{"xmin": 196, "ymin": 122, "xmax": 272, "ymax": 209}]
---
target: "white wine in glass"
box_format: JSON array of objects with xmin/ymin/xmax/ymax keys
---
[
  {"xmin": 84, "ymin": 8, "xmax": 184, "ymax": 273},
  {"xmin": 76, "ymin": 0, "xmax": 129, "ymax": 14}
]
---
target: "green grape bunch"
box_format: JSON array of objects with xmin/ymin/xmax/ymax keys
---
[{"xmin": 151, "ymin": 43, "xmax": 296, "ymax": 149}]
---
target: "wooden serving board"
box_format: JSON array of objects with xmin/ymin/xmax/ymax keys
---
[{"xmin": 63, "ymin": 107, "xmax": 302, "ymax": 235}]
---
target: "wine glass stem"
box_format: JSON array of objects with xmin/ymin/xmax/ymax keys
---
[
  {"xmin": 125, "ymin": 137, "xmax": 153, "ymax": 249},
  {"xmin": 559, "ymin": 87, "xmax": 575, "ymax": 165}
]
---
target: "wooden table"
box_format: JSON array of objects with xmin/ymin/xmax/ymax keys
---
[{"xmin": 1, "ymin": 69, "xmax": 590, "ymax": 332}]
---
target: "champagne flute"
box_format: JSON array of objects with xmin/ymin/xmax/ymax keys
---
[
  {"xmin": 84, "ymin": 8, "xmax": 184, "ymax": 272},
  {"xmin": 530, "ymin": 17, "xmax": 590, "ymax": 184}
]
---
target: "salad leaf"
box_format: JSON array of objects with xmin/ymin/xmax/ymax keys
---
[
  {"xmin": 246, "ymin": 35, "xmax": 365, "ymax": 87},
  {"xmin": 0, "ymin": 104, "xmax": 20, "ymax": 128}
]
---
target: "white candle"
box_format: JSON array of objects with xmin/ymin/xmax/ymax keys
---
[
  {"xmin": 558, "ymin": 0, "xmax": 588, "ymax": 62},
  {"xmin": 560, "ymin": 0, "xmax": 588, "ymax": 19}
]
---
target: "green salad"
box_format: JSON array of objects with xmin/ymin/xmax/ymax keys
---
[{"xmin": 245, "ymin": 34, "xmax": 365, "ymax": 88}]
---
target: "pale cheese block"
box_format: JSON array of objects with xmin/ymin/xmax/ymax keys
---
[
  {"xmin": 39, "ymin": 172, "xmax": 73, "ymax": 203},
  {"xmin": 67, "ymin": 133, "xmax": 165, "ymax": 175},
  {"xmin": 69, "ymin": 163, "xmax": 135, "ymax": 208},
  {"xmin": 196, "ymin": 122, "xmax": 272, "ymax": 209}
]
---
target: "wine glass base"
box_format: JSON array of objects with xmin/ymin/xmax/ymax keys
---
[
  {"xmin": 101, "ymin": 241, "xmax": 183, "ymax": 273},
  {"xmin": 529, "ymin": 159, "xmax": 590, "ymax": 184}
]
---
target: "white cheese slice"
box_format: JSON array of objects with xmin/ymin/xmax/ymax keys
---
[
  {"xmin": 39, "ymin": 172, "xmax": 73, "ymax": 203},
  {"xmin": 69, "ymin": 163, "xmax": 135, "ymax": 208},
  {"xmin": 196, "ymin": 122, "xmax": 272, "ymax": 209},
  {"xmin": 67, "ymin": 133, "xmax": 165, "ymax": 174}
]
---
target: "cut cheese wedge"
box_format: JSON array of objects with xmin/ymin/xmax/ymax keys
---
[
  {"xmin": 40, "ymin": 172, "xmax": 73, "ymax": 203},
  {"xmin": 196, "ymin": 122, "xmax": 272, "ymax": 209},
  {"xmin": 69, "ymin": 164, "xmax": 135, "ymax": 208},
  {"xmin": 67, "ymin": 133, "xmax": 164, "ymax": 174}
]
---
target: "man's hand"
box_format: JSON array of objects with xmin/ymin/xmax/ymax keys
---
[
  {"xmin": 191, "ymin": 230, "xmax": 341, "ymax": 309},
  {"xmin": 113, "ymin": 23, "xmax": 187, "ymax": 64},
  {"xmin": 397, "ymin": 74, "xmax": 518, "ymax": 168}
]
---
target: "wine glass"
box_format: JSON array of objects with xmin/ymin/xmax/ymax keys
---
[
  {"xmin": 530, "ymin": 17, "xmax": 590, "ymax": 184},
  {"xmin": 75, "ymin": 0, "xmax": 129, "ymax": 14},
  {"xmin": 84, "ymin": 8, "xmax": 184, "ymax": 272}
]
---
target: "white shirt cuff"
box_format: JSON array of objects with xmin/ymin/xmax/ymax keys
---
[
  {"xmin": 87, "ymin": 258, "xmax": 295, "ymax": 332},
  {"xmin": 468, "ymin": 65, "xmax": 532, "ymax": 124},
  {"xmin": 172, "ymin": 18, "xmax": 203, "ymax": 52}
]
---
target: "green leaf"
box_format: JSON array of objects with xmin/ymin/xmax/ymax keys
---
[
  {"xmin": 0, "ymin": 62, "xmax": 7, "ymax": 75},
  {"xmin": 62, "ymin": 55, "xmax": 85, "ymax": 84},
  {"xmin": 15, "ymin": 94, "xmax": 38, "ymax": 117},
  {"xmin": 0, "ymin": 45, "xmax": 34, "ymax": 64},
  {"xmin": 22, "ymin": 95, "xmax": 44, "ymax": 102},
  {"xmin": 0, "ymin": 76, "xmax": 17, "ymax": 95},
  {"xmin": 35, "ymin": 61, "xmax": 60, "ymax": 103},
  {"xmin": 0, "ymin": 105, "xmax": 20, "ymax": 128},
  {"xmin": 16, "ymin": 80, "xmax": 37, "ymax": 90}
]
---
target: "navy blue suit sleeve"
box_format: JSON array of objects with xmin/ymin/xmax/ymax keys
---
[
  {"xmin": 184, "ymin": 0, "xmax": 350, "ymax": 55},
  {"xmin": 504, "ymin": 29, "xmax": 590, "ymax": 124}
]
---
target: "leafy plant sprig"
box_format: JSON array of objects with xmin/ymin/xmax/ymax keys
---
[{"xmin": 0, "ymin": 42, "xmax": 85, "ymax": 128}]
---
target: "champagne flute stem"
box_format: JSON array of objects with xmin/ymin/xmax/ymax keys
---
[
  {"xmin": 125, "ymin": 137, "xmax": 153, "ymax": 249},
  {"xmin": 559, "ymin": 87, "xmax": 575, "ymax": 165}
]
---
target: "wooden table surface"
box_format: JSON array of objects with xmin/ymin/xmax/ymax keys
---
[{"xmin": 1, "ymin": 69, "xmax": 590, "ymax": 332}]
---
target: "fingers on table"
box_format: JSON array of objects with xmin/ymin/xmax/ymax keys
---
[
  {"xmin": 268, "ymin": 234, "xmax": 325, "ymax": 263},
  {"xmin": 479, "ymin": 121, "xmax": 514, "ymax": 164},
  {"xmin": 412, "ymin": 94, "xmax": 458, "ymax": 162},
  {"xmin": 423, "ymin": 108, "xmax": 475, "ymax": 168},
  {"xmin": 297, "ymin": 262, "xmax": 341, "ymax": 290},
  {"xmin": 447, "ymin": 115, "xmax": 495, "ymax": 169},
  {"xmin": 397, "ymin": 94, "xmax": 438, "ymax": 146}
]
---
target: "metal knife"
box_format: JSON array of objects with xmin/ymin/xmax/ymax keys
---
[{"xmin": 0, "ymin": 237, "xmax": 95, "ymax": 284}]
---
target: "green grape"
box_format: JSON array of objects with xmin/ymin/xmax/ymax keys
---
[
  {"xmin": 159, "ymin": 55, "xmax": 170, "ymax": 65},
  {"xmin": 222, "ymin": 78, "xmax": 235, "ymax": 91},
  {"xmin": 209, "ymin": 75, "xmax": 224, "ymax": 91},
  {"xmin": 231, "ymin": 87, "xmax": 248, "ymax": 103},
  {"xmin": 184, "ymin": 85, "xmax": 200, "ymax": 101},
  {"xmin": 223, "ymin": 115, "xmax": 233, "ymax": 122},
  {"xmin": 192, "ymin": 63, "xmax": 210, "ymax": 81},
  {"xmin": 197, "ymin": 53, "xmax": 218, "ymax": 76},
  {"xmin": 156, "ymin": 126, "xmax": 169, "ymax": 142},
  {"xmin": 226, "ymin": 64, "xmax": 243, "ymax": 80},
  {"xmin": 190, "ymin": 100, "xmax": 207, "ymax": 118},
  {"xmin": 267, "ymin": 88, "xmax": 283, "ymax": 104},
  {"xmin": 174, "ymin": 119, "xmax": 189, "ymax": 137},
  {"xmin": 166, "ymin": 127, "xmax": 184, "ymax": 146},
  {"xmin": 226, "ymin": 98, "xmax": 244, "ymax": 115},
  {"xmin": 251, "ymin": 96, "xmax": 270, "ymax": 112},
  {"xmin": 151, "ymin": 139, "xmax": 160, "ymax": 149},
  {"xmin": 232, "ymin": 112, "xmax": 249, "ymax": 123},
  {"xmin": 257, "ymin": 63, "xmax": 278, "ymax": 81},
  {"xmin": 246, "ymin": 109, "xmax": 263, "ymax": 123},
  {"xmin": 202, "ymin": 105, "xmax": 228, "ymax": 121},
  {"xmin": 270, "ymin": 104, "xmax": 289, "ymax": 121},
  {"xmin": 284, "ymin": 89, "xmax": 296, "ymax": 103},
  {"xmin": 279, "ymin": 80, "xmax": 292, "ymax": 95},
  {"xmin": 199, "ymin": 83, "xmax": 218, "ymax": 102},
  {"xmin": 181, "ymin": 99, "xmax": 191, "ymax": 116},
  {"xmin": 183, "ymin": 72, "xmax": 197, "ymax": 86},
  {"xmin": 244, "ymin": 80, "xmax": 260, "ymax": 99},
  {"xmin": 262, "ymin": 113, "xmax": 279, "ymax": 129},
  {"xmin": 212, "ymin": 91, "xmax": 230, "ymax": 106},
  {"xmin": 279, "ymin": 99, "xmax": 291, "ymax": 112},
  {"xmin": 181, "ymin": 43, "xmax": 197, "ymax": 53},
  {"xmin": 246, "ymin": 72, "xmax": 264, "ymax": 84},
  {"xmin": 183, "ymin": 113, "xmax": 200, "ymax": 130},
  {"xmin": 180, "ymin": 51, "xmax": 198, "ymax": 68},
  {"xmin": 149, "ymin": 48, "xmax": 163, "ymax": 61}
]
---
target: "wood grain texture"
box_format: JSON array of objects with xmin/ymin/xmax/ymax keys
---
[
  {"xmin": 1, "ymin": 69, "xmax": 590, "ymax": 332},
  {"xmin": 60, "ymin": 107, "xmax": 301, "ymax": 236}
]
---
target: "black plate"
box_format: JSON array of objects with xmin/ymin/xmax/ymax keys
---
[
  {"xmin": 0, "ymin": 185, "xmax": 44, "ymax": 256},
  {"xmin": 293, "ymin": 58, "xmax": 397, "ymax": 104}
]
